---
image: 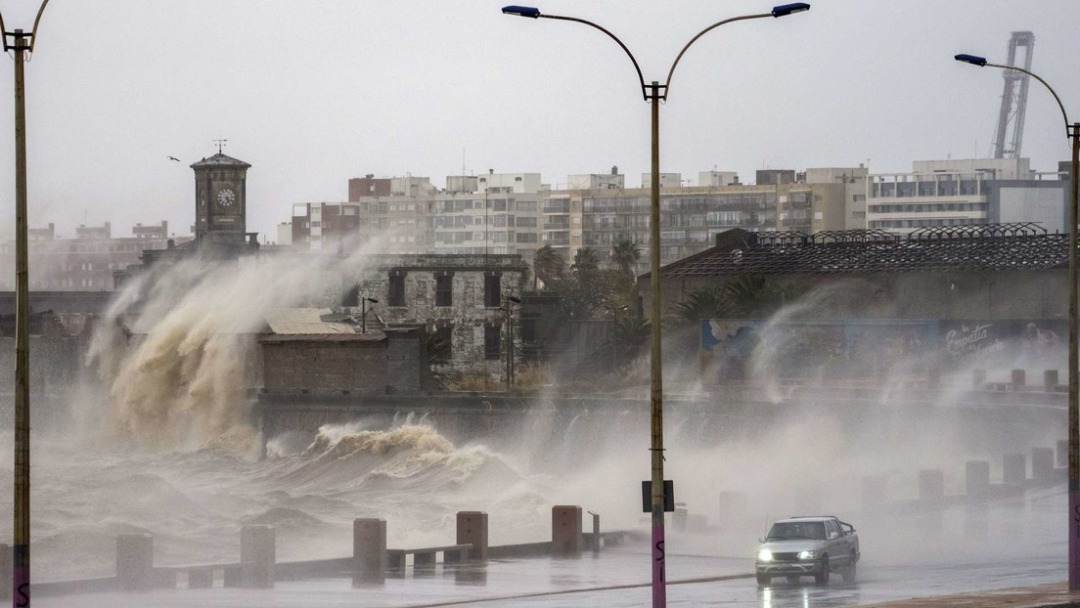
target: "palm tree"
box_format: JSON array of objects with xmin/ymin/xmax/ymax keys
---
[
  {"xmin": 571, "ymin": 247, "xmax": 600, "ymax": 276},
  {"xmin": 611, "ymin": 239, "xmax": 641, "ymax": 278},
  {"xmin": 531, "ymin": 245, "xmax": 565, "ymax": 291}
]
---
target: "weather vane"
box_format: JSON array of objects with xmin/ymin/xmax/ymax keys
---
[{"xmin": 213, "ymin": 138, "xmax": 228, "ymax": 154}]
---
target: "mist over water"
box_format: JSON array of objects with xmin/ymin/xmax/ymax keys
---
[{"xmin": 0, "ymin": 252, "xmax": 1068, "ymax": 585}]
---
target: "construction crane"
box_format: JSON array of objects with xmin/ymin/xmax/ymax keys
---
[{"xmin": 992, "ymin": 31, "xmax": 1035, "ymax": 159}]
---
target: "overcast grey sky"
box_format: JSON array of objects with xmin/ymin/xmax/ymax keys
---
[{"xmin": 0, "ymin": 0, "xmax": 1075, "ymax": 242}]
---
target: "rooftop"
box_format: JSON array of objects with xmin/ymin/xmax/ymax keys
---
[{"xmin": 660, "ymin": 224, "xmax": 1068, "ymax": 277}]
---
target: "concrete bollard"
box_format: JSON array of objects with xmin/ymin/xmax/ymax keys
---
[
  {"xmin": 1032, "ymin": 448, "xmax": 1055, "ymax": 480},
  {"xmin": 353, "ymin": 518, "xmax": 387, "ymax": 586},
  {"xmin": 1059, "ymin": 440, "xmax": 1070, "ymax": 469},
  {"xmin": 551, "ymin": 505, "xmax": 583, "ymax": 556},
  {"xmin": 860, "ymin": 476, "xmax": 887, "ymax": 515},
  {"xmin": 240, "ymin": 525, "xmax": 275, "ymax": 589},
  {"xmin": 116, "ymin": 534, "xmax": 154, "ymax": 592},
  {"xmin": 1010, "ymin": 369, "xmax": 1026, "ymax": 391},
  {"xmin": 1003, "ymin": 453, "xmax": 1026, "ymax": 485},
  {"xmin": 223, "ymin": 565, "xmax": 242, "ymax": 588},
  {"xmin": 973, "ymin": 368, "xmax": 986, "ymax": 389},
  {"xmin": 0, "ymin": 543, "xmax": 10, "ymax": 600},
  {"xmin": 1045, "ymin": 369, "xmax": 1059, "ymax": 390},
  {"xmin": 717, "ymin": 491, "xmax": 748, "ymax": 535},
  {"xmin": 456, "ymin": 511, "xmax": 488, "ymax": 563},
  {"xmin": 917, "ymin": 469, "xmax": 945, "ymax": 503},
  {"xmin": 965, "ymin": 461, "xmax": 990, "ymax": 501},
  {"xmin": 187, "ymin": 567, "xmax": 213, "ymax": 589}
]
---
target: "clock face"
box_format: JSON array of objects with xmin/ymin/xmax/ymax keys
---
[{"xmin": 217, "ymin": 188, "xmax": 236, "ymax": 207}]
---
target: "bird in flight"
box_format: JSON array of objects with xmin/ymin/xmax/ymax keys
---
[{"xmin": 167, "ymin": 156, "xmax": 181, "ymax": 162}]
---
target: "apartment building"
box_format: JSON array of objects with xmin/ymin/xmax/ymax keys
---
[
  {"xmin": 867, "ymin": 158, "xmax": 1066, "ymax": 234},
  {"xmin": 0, "ymin": 221, "xmax": 183, "ymax": 291},
  {"xmin": 292, "ymin": 167, "xmax": 862, "ymax": 270}
]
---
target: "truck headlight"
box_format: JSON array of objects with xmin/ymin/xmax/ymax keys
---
[
  {"xmin": 798, "ymin": 550, "xmax": 816, "ymax": 560},
  {"xmin": 757, "ymin": 550, "xmax": 773, "ymax": 562}
]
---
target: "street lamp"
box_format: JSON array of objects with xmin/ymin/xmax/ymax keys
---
[
  {"xmin": 955, "ymin": 51, "xmax": 1080, "ymax": 589},
  {"xmin": 1, "ymin": 2, "xmax": 51, "ymax": 604},
  {"xmin": 360, "ymin": 297, "xmax": 378, "ymax": 334},
  {"xmin": 502, "ymin": 6, "xmax": 809, "ymax": 606},
  {"xmin": 504, "ymin": 296, "xmax": 522, "ymax": 390}
]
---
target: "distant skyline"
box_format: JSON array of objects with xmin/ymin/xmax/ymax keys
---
[{"xmin": 0, "ymin": 0, "xmax": 1074, "ymax": 242}]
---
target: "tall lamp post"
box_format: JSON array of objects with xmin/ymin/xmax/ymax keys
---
[
  {"xmin": 360, "ymin": 297, "xmax": 378, "ymax": 334},
  {"xmin": 1, "ymin": 2, "xmax": 51, "ymax": 605},
  {"xmin": 504, "ymin": 296, "xmax": 521, "ymax": 390},
  {"xmin": 501, "ymin": 6, "xmax": 810, "ymax": 606},
  {"xmin": 955, "ymin": 52, "xmax": 1080, "ymax": 589}
]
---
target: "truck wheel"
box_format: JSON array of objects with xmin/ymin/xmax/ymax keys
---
[
  {"xmin": 756, "ymin": 573, "xmax": 771, "ymax": 586},
  {"xmin": 841, "ymin": 551, "xmax": 857, "ymax": 583},
  {"xmin": 814, "ymin": 555, "xmax": 830, "ymax": 585}
]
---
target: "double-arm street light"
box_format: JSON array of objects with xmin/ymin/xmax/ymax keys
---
[
  {"xmin": 955, "ymin": 52, "xmax": 1080, "ymax": 590},
  {"xmin": 502, "ymin": 6, "xmax": 810, "ymax": 606},
  {"xmin": 1, "ymin": 2, "xmax": 51, "ymax": 605},
  {"xmin": 503, "ymin": 296, "xmax": 522, "ymax": 390}
]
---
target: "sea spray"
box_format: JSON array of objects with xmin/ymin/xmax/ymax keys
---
[{"xmin": 83, "ymin": 237, "xmax": 391, "ymax": 454}]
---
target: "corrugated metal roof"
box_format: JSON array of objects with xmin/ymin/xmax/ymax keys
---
[{"xmin": 663, "ymin": 224, "xmax": 1069, "ymax": 277}]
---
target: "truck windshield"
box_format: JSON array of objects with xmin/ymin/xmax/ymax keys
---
[{"xmin": 766, "ymin": 521, "xmax": 826, "ymax": 541}]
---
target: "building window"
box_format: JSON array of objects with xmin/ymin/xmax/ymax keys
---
[
  {"xmin": 484, "ymin": 272, "xmax": 502, "ymax": 307},
  {"xmin": 388, "ymin": 271, "xmax": 406, "ymax": 307},
  {"xmin": 484, "ymin": 323, "xmax": 501, "ymax": 360},
  {"xmin": 435, "ymin": 272, "xmax": 453, "ymax": 307}
]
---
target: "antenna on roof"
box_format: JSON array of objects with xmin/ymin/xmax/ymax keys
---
[{"xmin": 213, "ymin": 139, "xmax": 228, "ymax": 154}]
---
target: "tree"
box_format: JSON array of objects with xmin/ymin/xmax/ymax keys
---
[
  {"xmin": 597, "ymin": 312, "xmax": 650, "ymax": 372},
  {"xmin": 611, "ymin": 239, "xmax": 641, "ymax": 278},
  {"xmin": 531, "ymin": 245, "xmax": 565, "ymax": 292},
  {"xmin": 571, "ymin": 247, "xmax": 600, "ymax": 276}
]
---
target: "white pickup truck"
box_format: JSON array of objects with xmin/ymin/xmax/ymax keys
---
[{"xmin": 755, "ymin": 516, "xmax": 859, "ymax": 586}]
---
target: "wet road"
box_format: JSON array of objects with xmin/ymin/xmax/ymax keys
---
[{"xmin": 32, "ymin": 484, "xmax": 1068, "ymax": 608}]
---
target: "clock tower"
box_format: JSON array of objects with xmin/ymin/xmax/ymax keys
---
[{"xmin": 191, "ymin": 151, "xmax": 252, "ymax": 253}]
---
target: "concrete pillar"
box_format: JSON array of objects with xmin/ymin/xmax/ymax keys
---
[
  {"xmin": 456, "ymin": 511, "xmax": 488, "ymax": 562},
  {"xmin": 240, "ymin": 525, "xmax": 275, "ymax": 589},
  {"xmin": 1045, "ymin": 369, "xmax": 1060, "ymax": 390},
  {"xmin": 1059, "ymin": 439, "xmax": 1070, "ymax": 468},
  {"xmin": 223, "ymin": 566, "xmax": 242, "ymax": 588},
  {"xmin": 413, "ymin": 551, "xmax": 436, "ymax": 576},
  {"xmin": 965, "ymin": 461, "xmax": 990, "ymax": 501},
  {"xmin": 0, "ymin": 543, "xmax": 10, "ymax": 600},
  {"xmin": 917, "ymin": 469, "xmax": 945, "ymax": 503},
  {"xmin": 116, "ymin": 533, "xmax": 154, "ymax": 592},
  {"xmin": 187, "ymin": 567, "xmax": 213, "ymax": 589},
  {"xmin": 353, "ymin": 518, "xmax": 387, "ymax": 586},
  {"xmin": 1003, "ymin": 453, "xmax": 1027, "ymax": 485},
  {"xmin": 589, "ymin": 511, "xmax": 601, "ymax": 554},
  {"xmin": 1032, "ymin": 448, "xmax": 1055, "ymax": 480},
  {"xmin": 1010, "ymin": 369, "xmax": 1026, "ymax": 390},
  {"xmin": 860, "ymin": 476, "xmax": 887, "ymax": 514},
  {"xmin": 973, "ymin": 368, "xmax": 986, "ymax": 389},
  {"xmin": 551, "ymin": 505, "xmax": 583, "ymax": 556},
  {"xmin": 717, "ymin": 491, "xmax": 748, "ymax": 535}
]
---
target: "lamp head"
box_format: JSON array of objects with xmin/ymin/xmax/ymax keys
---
[
  {"xmin": 502, "ymin": 5, "xmax": 541, "ymax": 18},
  {"xmin": 954, "ymin": 53, "xmax": 988, "ymax": 67},
  {"xmin": 508, "ymin": 296, "xmax": 522, "ymax": 304},
  {"xmin": 772, "ymin": 2, "xmax": 810, "ymax": 17},
  {"xmin": 365, "ymin": 297, "xmax": 379, "ymax": 304}
]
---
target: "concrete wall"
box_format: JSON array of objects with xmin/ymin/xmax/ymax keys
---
[{"xmin": 261, "ymin": 329, "xmax": 428, "ymax": 395}]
